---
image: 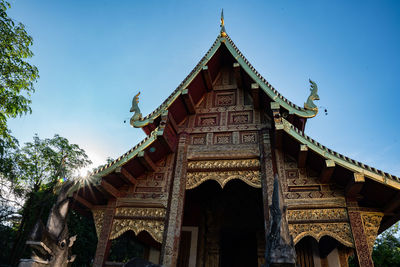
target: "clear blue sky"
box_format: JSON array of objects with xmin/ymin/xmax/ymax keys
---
[{"xmin": 7, "ymin": 0, "xmax": 400, "ymax": 176}]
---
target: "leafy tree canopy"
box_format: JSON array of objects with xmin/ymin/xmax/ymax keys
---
[
  {"xmin": 0, "ymin": 0, "xmax": 39, "ymax": 142},
  {"xmin": 372, "ymin": 222, "xmax": 400, "ymax": 266},
  {"xmin": 3, "ymin": 134, "xmax": 92, "ymax": 265}
]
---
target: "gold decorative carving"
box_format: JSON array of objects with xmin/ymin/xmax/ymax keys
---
[
  {"xmin": 287, "ymin": 208, "xmax": 348, "ymax": 222},
  {"xmin": 110, "ymin": 219, "xmax": 164, "ymax": 243},
  {"xmin": 92, "ymin": 209, "xmax": 105, "ymax": 238},
  {"xmin": 186, "ymin": 170, "xmax": 261, "ymax": 189},
  {"xmin": 115, "ymin": 207, "xmax": 166, "ymax": 218},
  {"xmin": 289, "ymin": 222, "xmax": 354, "ymax": 248},
  {"xmin": 187, "ymin": 159, "xmax": 260, "ymax": 170},
  {"xmin": 361, "ymin": 212, "xmax": 384, "ymax": 253}
]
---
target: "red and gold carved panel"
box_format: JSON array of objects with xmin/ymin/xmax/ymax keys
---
[
  {"xmin": 127, "ymin": 154, "xmax": 174, "ymax": 202},
  {"xmin": 214, "ymin": 91, "xmax": 236, "ymax": 107},
  {"xmin": 240, "ymin": 131, "xmax": 258, "ymax": 144},
  {"xmin": 228, "ymin": 111, "xmax": 253, "ymax": 125},
  {"xmin": 191, "ymin": 134, "xmax": 206, "ymax": 145},
  {"xmin": 195, "ymin": 113, "xmax": 220, "ymax": 127},
  {"xmin": 213, "ymin": 132, "xmax": 232, "ymax": 145}
]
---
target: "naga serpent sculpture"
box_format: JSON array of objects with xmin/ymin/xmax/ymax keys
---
[
  {"xmin": 130, "ymin": 92, "xmax": 143, "ymax": 126},
  {"xmin": 304, "ymin": 79, "xmax": 320, "ymax": 111}
]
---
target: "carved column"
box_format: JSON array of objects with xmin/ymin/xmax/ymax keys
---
[
  {"xmin": 258, "ymin": 129, "xmax": 274, "ymax": 230},
  {"xmin": 160, "ymin": 133, "xmax": 189, "ymax": 266},
  {"xmin": 346, "ymin": 201, "xmax": 374, "ymax": 267},
  {"xmin": 93, "ymin": 200, "xmax": 116, "ymax": 267}
]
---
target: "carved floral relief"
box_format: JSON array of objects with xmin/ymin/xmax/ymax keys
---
[
  {"xmin": 115, "ymin": 207, "xmax": 166, "ymax": 218},
  {"xmin": 186, "ymin": 170, "xmax": 261, "ymax": 189},
  {"xmin": 92, "ymin": 209, "xmax": 105, "ymax": 238},
  {"xmin": 289, "ymin": 222, "xmax": 354, "ymax": 248},
  {"xmin": 361, "ymin": 212, "xmax": 384, "ymax": 253},
  {"xmin": 287, "ymin": 208, "xmax": 348, "ymax": 222},
  {"xmin": 187, "ymin": 159, "xmax": 260, "ymax": 170},
  {"xmin": 110, "ymin": 219, "xmax": 164, "ymax": 243}
]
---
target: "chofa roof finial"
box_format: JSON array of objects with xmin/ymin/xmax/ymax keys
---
[{"xmin": 220, "ymin": 9, "xmax": 227, "ymax": 37}]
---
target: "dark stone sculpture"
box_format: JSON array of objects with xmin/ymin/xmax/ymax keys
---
[
  {"xmin": 19, "ymin": 181, "xmax": 77, "ymax": 267},
  {"xmin": 123, "ymin": 258, "xmax": 164, "ymax": 267},
  {"xmin": 264, "ymin": 174, "xmax": 297, "ymax": 267}
]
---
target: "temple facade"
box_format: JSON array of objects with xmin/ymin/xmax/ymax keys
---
[{"xmin": 73, "ymin": 19, "xmax": 400, "ymax": 267}]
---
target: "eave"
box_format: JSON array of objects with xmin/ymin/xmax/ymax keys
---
[
  {"xmin": 277, "ymin": 118, "xmax": 400, "ymax": 190},
  {"xmin": 74, "ymin": 112, "xmax": 178, "ymax": 206}
]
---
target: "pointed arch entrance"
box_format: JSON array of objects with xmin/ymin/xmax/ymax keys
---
[{"xmin": 178, "ymin": 179, "xmax": 265, "ymax": 267}]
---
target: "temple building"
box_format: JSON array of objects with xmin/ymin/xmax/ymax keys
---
[{"xmin": 73, "ymin": 14, "xmax": 400, "ymax": 267}]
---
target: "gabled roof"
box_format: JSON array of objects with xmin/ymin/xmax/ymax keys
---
[
  {"xmin": 132, "ymin": 34, "xmax": 318, "ymax": 131},
  {"xmin": 90, "ymin": 32, "xmax": 400, "ymax": 189}
]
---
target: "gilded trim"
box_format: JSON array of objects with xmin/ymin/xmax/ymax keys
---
[
  {"xmin": 361, "ymin": 212, "xmax": 384, "ymax": 253},
  {"xmin": 110, "ymin": 219, "xmax": 164, "ymax": 243},
  {"xmin": 92, "ymin": 209, "xmax": 105, "ymax": 238},
  {"xmin": 187, "ymin": 159, "xmax": 260, "ymax": 170},
  {"xmin": 115, "ymin": 207, "xmax": 166, "ymax": 218},
  {"xmin": 186, "ymin": 170, "xmax": 261, "ymax": 189},
  {"xmin": 289, "ymin": 222, "xmax": 354, "ymax": 248},
  {"xmin": 287, "ymin": 208, "xmax": 348, "ymax": 222}
]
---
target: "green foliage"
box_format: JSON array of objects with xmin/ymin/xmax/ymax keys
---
[
  {"xmin": 108, "ymin": 231, "xmax": 146, "ymax": 263},
  {"xmin": 0, "ymin": 0, "xmax": 39, "ymax": 142},
  {"xmin": 372, "ymin": 222, "xmax": 400, "ymax": 266},
  {"xmin": 0, "ymin": 134, "xmax": 21, "ymax": 223},
  {"xmin": 12, "ymin": 134, "xmax": 92, "ymax": 196},
  {"xmin": 67, "ymin": 210, "xmax": 97, "ymax": 267},
  {"xmin": 0, "ymin": 223, "xmax": 17, "ymax": 264},
  {"xmin": 6, "ymin": 134, "xmax": 91, "ymax": 265}
]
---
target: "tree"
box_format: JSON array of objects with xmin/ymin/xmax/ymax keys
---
[
  {"xmin": 6, "ymin": 134, "xmax": 91, "ymax": 265},
  {"xmin": 0, "ymin": 134, "xmax": 21, "ymax": 223},
  {"xmin": 372, "ymin": 222, "xmax": 400, "ymax": 266},
  {"xmin": 0, "ymin": 0, "xmax": 39, "ymax": 142}
]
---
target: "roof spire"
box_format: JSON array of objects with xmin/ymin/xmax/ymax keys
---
[{"xmin": 220, "ymin": 9, "xmax": 227, "ymax": 37}]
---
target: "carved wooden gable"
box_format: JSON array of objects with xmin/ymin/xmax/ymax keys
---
[{"xmin": 182, "ymin": 65, "xmax": 271, "ymax": 190}]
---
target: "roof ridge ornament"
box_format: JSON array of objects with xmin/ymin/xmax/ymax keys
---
[
  {"xmin": 130, "ymin": 92, "xmax": 143, "ymax": 127},
  {"xmin": 220, "ymin": 9, "xmax": 227, "ymax": 37},
  {"xmin": 304, "ymin": 79, "xmax": 320, "ymax": 112}
]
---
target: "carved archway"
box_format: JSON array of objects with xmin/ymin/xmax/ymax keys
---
[
  {"xmin": 186, "ymin": 159, "xmax": 261, "ymax": 190},
  {"xmin": 289, "ymin": 223, "xmax": 354, "ymax": 248}
]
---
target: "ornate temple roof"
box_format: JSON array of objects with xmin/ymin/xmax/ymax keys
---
[
  {"xmin": 132, "ymin": 33, "xmax": 318, "ymax": 131},
  {"xmin": 89, "ymin": 29, "xmax": 400, "ymax": 189}
]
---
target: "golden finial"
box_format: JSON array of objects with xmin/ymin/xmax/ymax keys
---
[{"xmin": 220, "ymin": 9, "xmax": 227, "ymax": 37}]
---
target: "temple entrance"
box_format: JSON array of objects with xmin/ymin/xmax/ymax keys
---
[
  {"xmin": 180, "ymin": 179, "xmax": 265, "ymax": 267},
  {"xmin": 220, "ymin": 229, "xmax": 258, "ymax": 267}
]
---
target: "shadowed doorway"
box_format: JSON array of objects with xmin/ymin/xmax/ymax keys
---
[{"xmin": 180, "ymin": 179, "xmax": 265, "ymax": 267}]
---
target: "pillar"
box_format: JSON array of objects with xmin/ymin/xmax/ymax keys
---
[
  {"xmin": 258, "ymin": 129, "xmax": 274, "ymax": 230},
  {"xmin": 347, "ymin": 201, "xmax": 374, "ymax": 267},
  {"xmin": 93, "ymin": 199, "xmax": 116, "ymax": 267},
  {"xmin": 160, "ymin": 133, "xmax": 189, "ymax": 266}
]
